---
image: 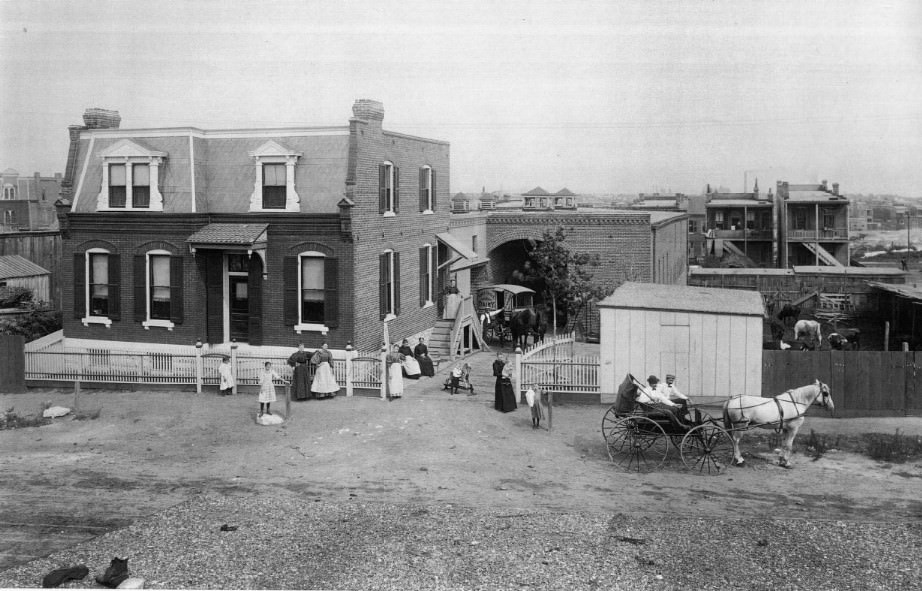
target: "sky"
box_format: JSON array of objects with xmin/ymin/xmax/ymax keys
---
[{"xmin": 1, "ymin": 0, "xmax": 921, "ymax": 196}]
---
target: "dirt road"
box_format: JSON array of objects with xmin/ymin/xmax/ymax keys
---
[{"xmin": 2, "ymin": 357, "xmax": 921, "ymax": 570}]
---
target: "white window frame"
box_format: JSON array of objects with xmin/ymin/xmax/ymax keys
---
[
  {"xmin": 383, "ymin": 249, "xmax": 396, "ymax": 320},
  {"xmin": 248, "ymin": 140, "xmax": 302, "ymax": 212},
  {"xmin": 142, "ymin": 249, "xmax": 175, "ymax": 330},
  {"xmin": 96, "ymin": 140, "xmax": 166, "ymax": 211},
  {"xmin": 421, "ymin": 165, "xmax": 433, "ymax": 214},
  {"xmin": 294, "ymin": 250, "xmax": 329, "ymax": 335},
  {"xmin": 2, "ymin": 184, "xmax": 14, "ymax": 200},
  {"xmin": 382, "ymin": 161, "xmax": 396, "ymax": 217},
  {"xmin": 82, "ymin": 247, "xmax": 112, "ymax": 327},
  {"xmin": 421, "ymin": 243, "xmax": 434, "ymax": 308}
]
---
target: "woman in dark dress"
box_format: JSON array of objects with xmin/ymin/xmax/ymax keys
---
[
  {"xmin": 499, "ymin": 363, "xmax": 518, "ymax": 412},
  {"xmin": 414, "ymin": 337, "xmax": 435, "ymax": 377},
  {"xmin": 493, "ymin": 352, "xmax": 507, "ymax": 411},
  {"xmin": 287, "ymin": 343, "xmax": 312, "ymax": 401}
]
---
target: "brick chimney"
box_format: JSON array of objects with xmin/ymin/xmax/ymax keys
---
[
  {"xmin": 83, "ymin": 108, "xmax": 121, "ymax": 129},
  {"xmin": 352, "ymin": 99, "xmax": 384, "ymax": 124},
  {"xmin": 832, "ymin": 182, "xmax": 839, "ymax": 196}
]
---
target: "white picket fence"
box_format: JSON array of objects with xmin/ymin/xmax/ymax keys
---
[
  {"xmin": 516, "ymin": 331, "xmax": 600, "ymax": 398},
  {"xmin": 23, "ymin": 333, "xmax": 377, "ymax": 395}
]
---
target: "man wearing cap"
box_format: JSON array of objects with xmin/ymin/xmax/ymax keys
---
[{"xmin": 663, "ymin": 374, "xmax": 695, "ymax": 423}]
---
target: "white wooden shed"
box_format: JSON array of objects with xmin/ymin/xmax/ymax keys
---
[{"xmin": 598, "ymin": 282, "xmax": 764, "ymax": 403}]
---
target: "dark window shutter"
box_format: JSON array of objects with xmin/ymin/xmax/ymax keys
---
[
  {"xmin": 393, "ymin": 166, "xmax": 400, "ymax": 213},
  {"xmin": 378, "ymin": 164, "xmax": 387, "ymax": 214},
  {"xmin": 248, "ymin": 256, "xmax": 263, "ymax": 346},
  {"xmin": 394, "ymin": 251, "xmax": 401, "ymax": 316},
  {"xmin": 419, "ymin": 246, "xmax": 426, "ymax": 307},
  {"xmin": 283, "ymin": 256, "xmax": 299, "ymax": 326},
  {"xmin": 134, "ymin": 255, "xmax": 147, "ymax": 322},
  {"xmin": 431, "ymin": 169, "xmax": 437, "ymax": 211},
  {"xmin": 169, "ymin": 256, "xmax": 184, "ymax": 324},
  {"xmin": 205, "ymin": 253, "xmax": 223, "ymax": 343},
  {"xmin": 107, "ymin": 254, "xmax": 121, "ymax": 321},
  {"xmin": 379, "ymin": 253, "xmax": 387, "ymax": 320},
  {"xmin": 430, "ymin": 245, "xmax": 437, "ymax": 302},
  {"xmin": 73, "ymin": 253, "xmax": 85, "ymax": 319},
  {"xmin": 324, "ymin": 257, "xmax": 339, "ymax": 328},
  {"xmin": 419, "ymin": 168, "xmax": 426, "ymax": 212}
]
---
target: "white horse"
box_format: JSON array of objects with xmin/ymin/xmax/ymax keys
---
[
  {"xmin": 794, "ymin": 319, "xmax": 822, "ymax": 348},
  {"xmin": 722, "ymin": 380, "xmax": 834, "ymax": 468}
]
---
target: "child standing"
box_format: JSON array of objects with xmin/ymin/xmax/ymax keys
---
[
  {"xmin": 525, "ymin": 384, "xmax": 545, "ymax": 429},
  {"xmin": 218, "ymin": 356, "xmax": 235, "ymax": 396},
  {"xmin": 258, "ymin": 362, "xmax": 287, "ymax": 417}
]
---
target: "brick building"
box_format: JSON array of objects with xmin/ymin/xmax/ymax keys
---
[
  {"xmin": 1, "ymin": 168, "xmax": 61, "ymax": 232},
  {"xmin": 57, "ymin": 101, "xmax": 451, "ymax": 352}
]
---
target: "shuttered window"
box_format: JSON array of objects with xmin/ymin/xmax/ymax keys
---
[
  {"xmin": 379, "ymin": 250, "xmax": 400, "ymax": 318},
  {"xmin": 300, "ymin": 256, "xmax": 325, "ymax": 323},
  {"xmin": 284, "ymin": 253, "xmax": 339, "ymax": 330},
  {"xmin": 379, "ymin": 162, "xmax": 399, "ymax": 214}
]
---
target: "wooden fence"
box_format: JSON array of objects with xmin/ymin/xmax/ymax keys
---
[
  {"xmin": 517, "ymin": 332, "xmax": 600, "ymax": 403},
  {"xmin": 763, "ymin": 350, "xmax": 922, "ymax": 416}
]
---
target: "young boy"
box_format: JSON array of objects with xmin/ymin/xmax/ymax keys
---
[
  {"xmin": 218, "ymin": 356, "xmax": 234, "ymax": 396},
  {"xmin": 524, "ymin": 384, "xmax": 545, "ymax": 429},
  {"xmin": 449, "ymin": 364, "xmax": 463, "ymax": 395}
]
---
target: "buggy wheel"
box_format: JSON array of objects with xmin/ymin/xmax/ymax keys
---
[
  {"xmin": 605, "ymin": 416, "xmax": 668, "ymax": 472},
  {"xmin": 681, "ymin": 424, "xmax": 734, "ymax": 475},
  {"xmin": 600, "ymin": 406, "xmax": 622, "ymax": 443}
]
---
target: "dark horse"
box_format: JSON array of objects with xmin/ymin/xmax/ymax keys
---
[
  {"xmin": 510, "ymin": 308, "xmax": 547, "ymax": 350},
  {"xmin": 777, "ymin": 304, "xmax": 801, "ymax": 326}
]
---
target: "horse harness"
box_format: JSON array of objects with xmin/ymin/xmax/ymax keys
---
[{"xmin": 734, "ymin": 389, "xmax": 808, "ymax": 433}]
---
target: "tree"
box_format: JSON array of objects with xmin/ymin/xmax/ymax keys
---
[{"xmin": 527, "ymin": 227, "xmax": 612, "ymax": 335}]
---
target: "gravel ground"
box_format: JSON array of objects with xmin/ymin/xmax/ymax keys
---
[{"xmin": 1, "ymin": 492, "xmax": 920, "ymax": 591}]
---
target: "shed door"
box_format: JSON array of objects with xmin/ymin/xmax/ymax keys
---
[{"xmin": 659, "ymin": 312, "xmax": 690, "ymax": 384}]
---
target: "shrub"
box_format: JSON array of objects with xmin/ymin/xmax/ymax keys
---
[
  {"xmin": 0, "ymin": 286, "xmax": 33, "ymax": 308},
  {"xmin": 805, "ymin": 429, "xmax": 841, "ymax": 461},
  {"xmin": 863, "ymin": 429, "xmax": 922, "ymax": 463},
  {"xmin": 0, "ymin": 407, "xmax": 50, "ymax": 430},
  {"xmin": 0, "ymin": 302, "xmax": 62, "ymax": 341}
]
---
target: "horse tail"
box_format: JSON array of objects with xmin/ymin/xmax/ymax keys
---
[{"xmin": 722, "ymin": 403, "xmax": 733, "ymax": 430}]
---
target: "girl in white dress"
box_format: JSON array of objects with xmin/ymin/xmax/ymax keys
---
[{"xmin": 258, "ymin": 362, "xmax": 286, "ymax": 417}]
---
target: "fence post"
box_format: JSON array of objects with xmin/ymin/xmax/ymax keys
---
[
  {"xmin": 285, "ymin": 384, "xmax": 291, "ymax": 419},
  {"xmin": 231, "ymin": 340, "xmax": 239, "ymax": 395},
  {"xmin": 73, "ymin": 380, "xmax": 81, "ymax": 412},
  {"xmin": 345, "ymin": 342, "xmax": 354, "ymax": 397},
  {"xmin": 547, "ymin": 390, "xmax": 553, "ymax": 431},
  {"xmin": 194, "ymin": 340, "xmax": 203, "ymax": 394},
  {"xmin": 380, "ymin": 344, "xmax": 388, "ymax": 400},
  {"xmin": 514, "ymin": 346, "xmax": 523, "ymax": 402},
  {"xmin": 884, "ymin": 321, "xmax": 890, "ymax": 352}
]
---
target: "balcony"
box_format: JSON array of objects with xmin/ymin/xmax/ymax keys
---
[
  {"xmin": 787, "ymin": 228, "xmax": 848, "ymax": 240},
  {"xmin": 710, "ymin": 228, "xmax": 773, "ymax": 240}
]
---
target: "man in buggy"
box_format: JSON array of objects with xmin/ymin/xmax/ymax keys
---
[{"xmin": 637, "ymin": 375, "xmax": 695, "ymax": 428}]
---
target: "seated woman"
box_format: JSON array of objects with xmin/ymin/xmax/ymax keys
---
[
  {"xmin": 414, "ymin": 337, "xmax": 435, "ymax": 377},
  {"xmin": 399, "ymin": 339, "xmax": 422, "ymax": 380}
]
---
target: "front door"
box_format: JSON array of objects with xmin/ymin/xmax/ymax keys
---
[{"xmin": 229, "ymin": 276, "xmax": 249, "ymax": 342}]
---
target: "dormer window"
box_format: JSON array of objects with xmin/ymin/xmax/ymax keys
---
[
  {"xmin": 262, "ymin": 163, "xmax": 287, "ymax": 209},
  {"xmin": 248, "ymin": 141, "xmax": 302, "ymax": 212},
  {"xmin": 97, "ymin": 140, "xmax": 166, "ymax": 211}
]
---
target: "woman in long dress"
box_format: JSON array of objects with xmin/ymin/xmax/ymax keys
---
[
  {"xmin": 414, "ymin": 337, "xmax": 435, "ymax": 377},
  {"xmin": 287, "ymin": 343, "xmax": 312, "ymax": 401},
  {"xmin": 386, "ymin": 344, "xmax": 404, "ymax": 399},
  {"xmin": 493, "ymin": 352, "xmax": 507, "ymax": 411},
  {"xmin": 399, "ymin": 339, "xmax": 422, "ymax": 379},
  {"xmin": 310, "ymin": 343, "xmax": 340, "ymax": 399},
  {"xmin": 498, "ymin": 358, "xmax": 518, "ymax": 413}
]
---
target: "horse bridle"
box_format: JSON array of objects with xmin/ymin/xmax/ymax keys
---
[{"xmin": 816, "ymin": 383, "xmax": 831, "ymax": 408}]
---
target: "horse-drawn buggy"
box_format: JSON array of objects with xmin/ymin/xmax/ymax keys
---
[
  {"xmin": 601, "ymin": 374, "xmax": 834, "ymax": 473},
  {"xmin": 477, "ymin": 284, "xmax": 546, "ymax": 348}
]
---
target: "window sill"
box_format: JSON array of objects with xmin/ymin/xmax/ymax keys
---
[
  {"xmin": 96, "ymin": 206, "xmax": 156, "ymax": 212},
  {"xmin": 143, "ymin": 319, "xmax": 175, "ymax": 330},
  {"xmin": 295, "ymin": 323, "xmax": 329, "ymax": 335},
  {"xmin": 422, "ymin": 301, "xmax": 434, "ymax": 309},
  {"xmin": 81, "ymin": 316, "xmax": 112, "ymax": 328},
  {"xmin": 383, "ymin": 211, "xmax": 396, "ymax": 218},
  {"xmin": 421, "ymin": 210, "xmax": 434, "ymax": 215},
  {"xmin": 383, "ymin": 313, "xmax": 397, "ymax": 322}
]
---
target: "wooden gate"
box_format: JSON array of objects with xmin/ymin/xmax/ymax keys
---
[{"xmin": 762, "ymin": 350, "xmax": 922, "ymax": 416}]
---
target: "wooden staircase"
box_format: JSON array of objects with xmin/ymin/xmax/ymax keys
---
[
  {"xmin": 428, "ymin": 296, "xmax": 490, "ymax": 361},
  {"xmin": 428, "ymin": 320, "xmax": 455, "ymax": 359}
]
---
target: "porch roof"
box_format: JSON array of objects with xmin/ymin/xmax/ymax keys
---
[
  {"xmin": 186, "ymin": 223, "xmax": 268, "ymax": 251},
  {"xmin": 437, "ymin": 232, "xmax": 488, "ymax": 271}
]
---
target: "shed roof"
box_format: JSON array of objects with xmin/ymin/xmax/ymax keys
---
[
  {"xmin": 867, "ymin": 281, "xmax": 922, "ymax": 301},
  {"xmin": 0, "ymin": 254, "xmax": 50, "ymax": 279},
  {"xmin": 599, "ymin": 282, "xmax": 764, "ymax": 316},
  {"xmin": 793, "ymin": 265, "xmax": 905, "ymax": 276},
  {"xmin": 187, "ymin": 223, "xmax": 268, "ymax": 247}
]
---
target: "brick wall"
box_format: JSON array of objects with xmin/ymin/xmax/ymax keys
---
[
  {"xmin": 347, "ymin": 106, "xmax": 451, "ymax": 350},
  {"xmin": 485, "ymin": 212, "xmax": 658, "ymax": 290},
  {"xmin": 61, "ymin": 214, "xmax": 351, "ymax": 349}
]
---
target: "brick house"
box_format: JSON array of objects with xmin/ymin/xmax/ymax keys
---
[{"xmin": 56, "ymin": 101, "xmax": 452, "ymax": 352}]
